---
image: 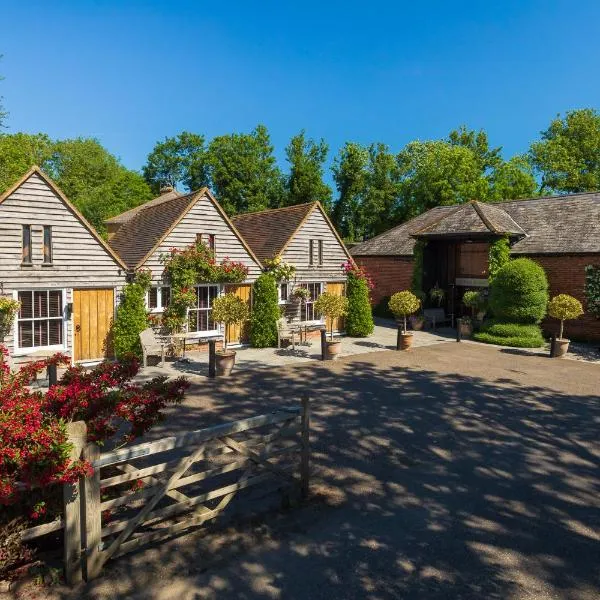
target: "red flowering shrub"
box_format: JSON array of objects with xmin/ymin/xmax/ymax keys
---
[
  {"xmin": 342, "ymin": 260, "xmax": 375, "ymax": 291},
  {"xmin": 0, "ymin": 346, "xmax": 189, "ymax": 508}
]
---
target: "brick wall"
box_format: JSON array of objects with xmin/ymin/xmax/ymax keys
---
[
  {"xmin": 527, "ymin": 254, "xmax": 600, "ymax": 342},
  {"xmin": 354, "ymin": 255, "xmax": 414, "ymax": 307}
]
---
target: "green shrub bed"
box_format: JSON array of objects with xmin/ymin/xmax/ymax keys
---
[{"xmin": 473, "ymin": 320, "xmax": 545, "ymax": 348}]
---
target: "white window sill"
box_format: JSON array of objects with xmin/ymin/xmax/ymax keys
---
[{"xmin": 13, "ymin": 345, "xmax": 67, "ymax": 357}]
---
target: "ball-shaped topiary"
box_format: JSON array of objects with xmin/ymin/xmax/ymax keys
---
[
  {"xmin": 345, "ymin": 272, "xmax": 374, "ymax": 337},
  {"xmin": 389, "ymin": 291, "xmax": 421, "ymax": 333},
  {"xmin": 488, "ymin": 258, "xmax": 548, "ymax": 324},
  {"xmin": 547, "ymin": 294, "xmax": 584, "ymax": 339},
  {"xmin": 314, "ymin": 293, "xmax": 349, "ymax": 340},
  {"xmin": 250, "ymin": 274, "xmax": 280, "ymax": 348}
]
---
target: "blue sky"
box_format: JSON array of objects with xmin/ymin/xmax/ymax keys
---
[{"xmin": 2, "ymin": 1, "xmax": 599, "ymax": 176}]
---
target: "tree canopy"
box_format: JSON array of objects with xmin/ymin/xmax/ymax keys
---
[{"xmin": 530, "ymin": 108, "xmax": 600, "ymax": 193}]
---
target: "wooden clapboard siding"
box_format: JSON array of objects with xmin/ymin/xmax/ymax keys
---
[
  {"xmin": 0, "ymin": 171, "xmax": 124, "ymax": 364},
  {"xmin": 325, "ymin": 282, "xmax": 346, "ymax": 333},
  {"xmin": 142, "ymin": 193, "xmax": 261, "ymax": 284},
  {"xmin": 224, "ymin": 284, "xmax": 252, "ymax": 344},
  {"xmin": 73, "ymin": 289, "xmax": 114, "ymax": 361},
  {"xmin": 281, "ymin": 205, "xmax": 349, "ymax": 282}
]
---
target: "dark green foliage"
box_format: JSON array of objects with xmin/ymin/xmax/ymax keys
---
[
  {"xmin": 250, "ymin": 274, "xmax": 280, "ymax": 348},
  {"xmin": 372, "ymin": 295, "xmax": 393, "ymax": 319},
  {"xmin": 474, "ymin": 320, "xmax": 545, "ymax": 348},
  {"xmin": 113, "ymin": 272, "xmax": 151, "ymax": 358},
  {"xmin": 473, "ymin": 329, "xmax": 545, "ymax": 348},
  {"xmin": 488, "ymin": 236, "xmax": 511, "ymax": 281},
  {"xmin": 345, "ymin": 273, "xmax": 374, "ymax": 337},
  {"xmin": 488, "ymin": 258, "xmax": 548, "ymax": 324},
  {"xmin": 411, "ymin": 240, "xmax": 425, "ymax": 294},
  {"xmin": 584, "ymin": 264, "xmax": 600, "ymax": 318}
]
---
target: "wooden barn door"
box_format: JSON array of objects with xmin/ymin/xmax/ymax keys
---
[
  {"xmin": 325, "ymin": 282, "xmax": 346, "ymax": 333},
  {"xmin": 73, "ymin": 289, "xmax": 114, "ymax": 361},
  {"xmin": 224, "ymin": 284, "xmax": 252, "ymax": 345}
]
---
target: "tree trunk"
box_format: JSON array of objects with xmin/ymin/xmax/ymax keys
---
[
  {"xmin": 559, "ymin": 319, "xmax": 564, "ymax": 340},
  {"xmin": 403, "ymin": 315, "xmax": 407, "ymax": 334}
]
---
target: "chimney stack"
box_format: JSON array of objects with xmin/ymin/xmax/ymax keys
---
[{"xmin": 160, "ymin": 185, "xmax": 174, "ymax": 195}]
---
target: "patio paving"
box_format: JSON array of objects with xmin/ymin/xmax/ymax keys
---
[{"xmin": 138, "ymin": 319, "xmax": 454, "ymax": 381}]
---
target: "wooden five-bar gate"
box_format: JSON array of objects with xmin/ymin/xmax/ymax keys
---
[{"xmin": 20, "ymin": 397, "xmax": 310, "ymax": 584}]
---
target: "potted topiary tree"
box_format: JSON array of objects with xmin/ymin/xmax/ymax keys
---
[
  {"xmin": 389, "ymin": 291, "xmax": 421, "ymax": 350},
  {"xmin": 314, "ymin": 292, "xmax": 349, "ymax": 360},
  {"xmin": 211, "ymin": 293, "xmax": 250, "ymax": 376},
  {"xmin": 460, "ymin": 290, "xmax": 483, "ymax": 337},
  {"xmin": 547, "ymin": 294, "xmax": 584, "ymax": 357}
]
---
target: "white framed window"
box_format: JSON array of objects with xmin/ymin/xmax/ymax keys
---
[
  {"xmin": 301, "ymin": 282, "xmax": 323, "ymax": 322},
  {"xmin": 188, "ymin": 285, "xmax": 220, "ymax": 335},
  {"xmin": 16, "ymin": 289, "xmax": 65, "ymax": 351},
  {"xmin": 147, "ymin": 286, "xmax": 171, "ymax": 313},
  {"xmin": 278, "ymin": 283, "xmax": 289, "ymax": 305}
]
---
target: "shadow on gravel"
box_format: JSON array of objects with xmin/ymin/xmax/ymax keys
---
[{"xmin": 53, "ymin": 350, "xmax": 599, "ymax": 600}]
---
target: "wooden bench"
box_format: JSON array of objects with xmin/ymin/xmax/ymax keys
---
[
  {"xmin": 423, "ymin": 308, "xmax": 453, "ymax": 330},
  {"xmin": 140, "ymin": 328, "xmax": 167, "ymax": 367},
  {"xmin": 277, "ymin": 318, "xmax": 298, "ymax": 350}
]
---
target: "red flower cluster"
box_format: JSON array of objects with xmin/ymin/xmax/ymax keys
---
[
  {"xmin": 0, "ymin": 346, "xmax": 189, "ymax": 510},
  {"xmin": 342, "ymin": 260, "xmax": 375, "ymax": 291}
]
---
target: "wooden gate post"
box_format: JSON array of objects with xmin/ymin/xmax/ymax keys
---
[
  {"xmin": 63, "ymin": 421, "xmax": 87, "ymax": 584},
  {"xmin": 82, "ymin": 442, "xmax": 102, "ymax": 581},
  {"xmin": 300, "ymin": 394, "xmax": 311, "ymax": 499}
]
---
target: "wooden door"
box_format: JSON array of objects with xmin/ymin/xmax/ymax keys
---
[
  {"xmin": 73, "ymin": 289, "xmax": 114, "ymax": 361},
  {"xmin": 325, "ymin": 282, "xmax": 346, "ymax": 333},
  {"xmin": 224, "ymin": 284, "xmax": 252, "ymax": 345}
]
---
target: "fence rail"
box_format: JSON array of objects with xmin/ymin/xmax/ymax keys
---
[{"xmin": 20, "ymin": 396, "xmax": 310, "ymax": 584}]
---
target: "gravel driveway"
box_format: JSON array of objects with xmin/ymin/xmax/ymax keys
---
[{"xmin": 23, "ymin": 343, "xmax": 599, "ymax": 600}]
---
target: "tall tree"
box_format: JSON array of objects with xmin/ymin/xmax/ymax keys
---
[
  {"xmin": 206, "ymin": 124, "xmax": 284, "ymax": 214},
  {"xmin": 284, "ymin": 130, "xmax": 332, "ymax": 210},
  {"xmin": 332, "ymin": 142, "xmax": 369, "ymax": 240},
  {"xmin": 487, "ymin": 155, "xmax": 538, "ymax": 201},
  {"xmin": 0, "ymin": 133, "xmax": 54, "ymax": 192},
  {"xmin": 143, "ymin": 132, "xmax": 208, "ymax": 193},
  {"xmin": 396, "ymin": 140, "xmax": 489, "ymax": 219},
  {"xmin": 363, "ymin": 143, "xmax": 400, "ymax": 237},
  {"xmin": 530, "ymin": 108, "xmax": 600, "ymax": 193},
  {"xmin": 447, "ymin": 125, "xmax": 503, "ymax": 172}
]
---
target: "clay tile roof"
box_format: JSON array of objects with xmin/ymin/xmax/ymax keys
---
[
  {"xmin": 351, "ymin": 193, "xmax": 600, "ymax": 257},
  {"xmin": 108, "ymin": 191, "xmax": 197, "ymax": 270},
  {"xmin": 104, "ymin": 188, "xmax": 183, "ymax": 225},
  {"xmin": 413, "ymin": 201, "xmax": 525, "ymax": 237},
  {"xmin": 230, "ymin": 203, "xmax": 316, "ymax": 262}
]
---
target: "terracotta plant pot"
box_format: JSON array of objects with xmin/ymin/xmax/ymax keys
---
[
  {"xmin": 398, "ymin": 332, "xmax": 414, "ymax": 350},
  {"xmin": 409, "ymin": 316, "xmax": 425, "ymax": 331},
  {"xmin": 216, "ymin": 350, "xmax": 236, "ymax": 376},
  {"xmin": 459, "ymin": 319, "xmax": 473, "ymax": 338},
  {"xmin": 325, "ymin": 340, "xmax": 342, "ymax": 360},
  {"xmin": 551, "ymin": 338, "xmax": 570, "ymax": 358}
]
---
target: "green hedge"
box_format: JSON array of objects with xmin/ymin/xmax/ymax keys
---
[
  {"xmin": 473, "ymin": 320, "xmax": 545, "ymax": 348},
  {"xmin": 345, "ymin": 273, "xmax": 374, "ymax": 337},
  {"xmin": 488, "ymin": 258, "xmax": 548, "ymax": 324},
  {"xmin": 113, "ymin": 276, "xmax": 150, "ymax": 359},
  {"xmin": 250, "ymin": 274, "xmax": 280, "ymax": 348}
]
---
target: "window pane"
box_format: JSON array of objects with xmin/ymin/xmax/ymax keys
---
[
  {"xmin": 43, "ymin": 226, "xmax": 53, "ymax": 263},
  {"xmin": 318, "ymin": 240, "xmax": 323, "ymax": 265},
  {"xmin": 309, "ymin": 240, "xmax": 314, "ymax": 265},
  {"xmin": 22, "ymin": 225, "xmax": 32, "ymax": 263},
  {"xmin": 48, "ymin": 319, "xmax": 62, "ymax": 345},
  {"xmin": 161, "ymin": 287, "xmax": 171, "ymax": 308},
  {"xmin": 19, "ymin": 292, "xmax": 33, "ymax": 319},
  {"xmin": 35, "ymin": 291, "xmax": 48, "ymax": 318},
  {"xmin": 280, "ymin": 284, "xmax": 288, "ymax": 302},
  {"xmin": 208, "ymin": 234, "xmax": 216, "ymax": 252},
  {"xmin": 34, "ymin": 320, "xmax": 48, "ymax": 347},
  {"xmin": 19, "ymin": 321, "xmax": 33, "ymax": 347},
  {"xmin": 148, "ymin": 287, "xmax": 158, "ymax": 309},
  {"xmin": 48, "ymin": 291, "xmax": 62, "ymax": 317}
]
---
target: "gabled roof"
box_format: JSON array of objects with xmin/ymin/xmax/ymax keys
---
[
  {"xmin": 105, "ymin": 188, "xmax": 182, "ymax": 225},
  {"xmin": 351, "ymin": 193, "xmax": 600, "ymax": 257},
  {"xmin": 108, "ymin": 188, "xmax": 262, "ymax": 271},
  {"xmin": 230, "ymin": 202, "xmax": 316, "ymax": 262},
  {"xmin": 0, "ymin": 166, "xmax": 127, "ymax": 270},
  {"xmin": 413, "ymin": 201, "xmax": 525, "ymax": 238}
]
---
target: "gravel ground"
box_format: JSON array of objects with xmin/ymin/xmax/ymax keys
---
[{"xmin": 7, "ymin": 343, "xmax": 599, "ymax": 600}]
